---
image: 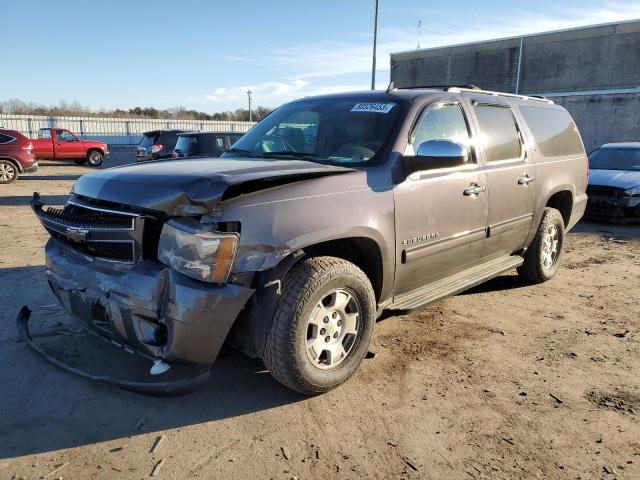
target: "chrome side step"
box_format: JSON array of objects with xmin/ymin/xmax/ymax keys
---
[{"xmin": 388, "ymin": 255, "xmax": 524, "ymax": 311}]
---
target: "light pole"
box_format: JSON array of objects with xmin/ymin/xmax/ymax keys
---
[
  {"xmin": 247, "ymin": 89, "xmax": 253, "ymax": 122},
  {"xmin": 371, "ymin": 0, "xmax": 379, "ymax": 90}
]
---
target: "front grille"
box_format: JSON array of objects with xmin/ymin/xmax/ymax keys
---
[
  {"xmin": 41, "ymin": 203, "xmax": 134, "ymax": 229},
  {"xmin": 587, "ymin": 185, "xmax": 626, "ymax": 197},
  {"xmin": 33, "ymin": 198, "xmax": 146, "ymax": 263}
]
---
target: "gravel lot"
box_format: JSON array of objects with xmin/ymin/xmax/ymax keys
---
[{"xmin": 0, "ymin": 151, "xmax": 639, "ymax": 479}]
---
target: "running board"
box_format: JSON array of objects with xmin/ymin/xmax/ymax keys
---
[{"xmin": 388, "ymin": 255, "xmax": 524, "ymax": 311}]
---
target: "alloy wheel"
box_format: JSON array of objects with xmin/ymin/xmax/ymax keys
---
[
  {"xmin": 305, "ymin": 288, "xmax": 361, "ymax": 370},
  {"xmin": 0, "ymin": 163, "xmax": 16, "ymax": 182},
  {"xmin": 541, "ymin": 224, "xmax": 559, "ymax": 268}
]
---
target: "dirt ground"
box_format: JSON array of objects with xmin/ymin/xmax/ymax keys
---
[{"xmin": 0, "ymin": 152, "xmax": 638, "ymax": 480}]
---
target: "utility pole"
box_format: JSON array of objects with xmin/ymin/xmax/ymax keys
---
[
  {"xmin": 417, "ymin": 20, "xmax": 422, "ymax": 50},
  {"xmin": 371, "ymin": 0, "xmax": 379, "ymax": 90},
  {"xmin": 247, "ymin": 89, "xmax": 252, "ymax": 122}
]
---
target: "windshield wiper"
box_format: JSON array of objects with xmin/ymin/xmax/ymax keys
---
[
  {"xmin": 224, "ymin": 147, "xmax": 263, "ymax": 158},
  {"xmin": 262, "ymin": 151, "xmax": 323, "ymax": 162}
]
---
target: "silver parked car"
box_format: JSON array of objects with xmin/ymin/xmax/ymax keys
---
[{"xmin": 587, "ymin": 143, "xmax": 640, "ymax": 221}]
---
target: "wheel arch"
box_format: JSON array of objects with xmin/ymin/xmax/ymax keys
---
[
  {"xmin": 0, "ymin": 156, "xmax": 23, "ymax": 173},
  {"xmin": 86, "ymin": 147, "xmax": 105, "ymax": 156},
  {"xmin": 545, "ymin": 189, "xmax": 573, "ymax": 227},
  {"xmin": 227, "ymin": 233, "xmax": 388, "ymax": 360}
]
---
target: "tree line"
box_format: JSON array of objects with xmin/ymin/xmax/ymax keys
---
[{"xmin": 0, "ymin": 99, "xmax": 272, "ymax": 122}]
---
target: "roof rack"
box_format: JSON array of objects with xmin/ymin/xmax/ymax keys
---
[
  {"xmin": 402, "ymin": 84, "xmax": 482, "ymax": 91},
  {"xmin": 445, "ymin": 86, "xmax": 554, "ymax": 104}
]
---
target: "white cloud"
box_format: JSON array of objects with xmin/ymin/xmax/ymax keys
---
[{"xmin": 206, "ymin": 79, "xmax": 310, "ymax": 104}]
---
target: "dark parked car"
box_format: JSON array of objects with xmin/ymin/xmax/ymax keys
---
[
  {"xmin": 32, "ymin": 87, "xmax": 587, "ymax": 394},
  {"xmin": 137, "ymin": 130, "xmax": 186, "ymax": 161},
  {"xmin": 587, "ymin": 143, "xmax": 640, "ymax": 221},
  {"xmin": 0, "ymin": 129, "xmax": 37, "ymax": 183},
  {"xmin": 174, "ymin": 131, "xmax": 244, "ymax": 158}
]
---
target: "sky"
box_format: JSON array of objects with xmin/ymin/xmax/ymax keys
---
[{"xmin": 2, "ymin": 0, "xmax": 639, "ymax": 113}]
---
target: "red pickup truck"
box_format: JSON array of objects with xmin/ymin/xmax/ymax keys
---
[{"xmin": 32, "ymin": 128, "xmax": 108, "ymax": 166}]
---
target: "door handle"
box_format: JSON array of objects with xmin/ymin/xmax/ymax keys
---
[
  {"xmin": 463, "ymin": 184, "xmax": 487, "ymax": 196},
  {"xmin": 518, "ymin": 175, "xmax": 535, "ymax": 185}
]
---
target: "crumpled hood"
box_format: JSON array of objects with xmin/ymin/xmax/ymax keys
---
[
  {"xmin": 589, "ymin": 169, "xmax": 640, "ymax": 190},
  {"xmin": 72, "ymin": 156, "xmax": 353, "ymax": 215}
]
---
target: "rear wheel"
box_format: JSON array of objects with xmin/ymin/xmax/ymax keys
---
[
  {"xmin": 0, "ymin": 160, "xmax": 18, "ymax": 183},
  {"xmin": 262, "ymin": 256, "xmax": 376, "ymax": 395},
  {"xmin": 517, "ymin": 207, "xmax": 565, "ymax": 283},
  {"xmin": 86, "ymin": 150, "xmax": 103, "ymax": 167}
]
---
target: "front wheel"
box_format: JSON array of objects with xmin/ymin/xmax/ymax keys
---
[
  {"xmin": 0, "ymin": 160, "xmax": 18, "ymax": 183},
  {"xmin": 263, "ymin": 256, "xmax": 376, "ymax": 395},
  {"xmin": 86, "ymin": 150, "xmax": 103, "ymax": 167},
  {"xmin": 517, "ymin": 207, "xmax": 565, "ymax": 283}
]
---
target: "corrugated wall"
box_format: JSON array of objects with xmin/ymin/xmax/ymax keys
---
[{"xmin": 0, "ymin": 114, "xmax": 255, "ymax": 146}]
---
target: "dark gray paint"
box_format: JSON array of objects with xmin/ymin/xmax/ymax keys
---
[{"xmin": 36, "ymin": 89, "xmax": 588, "ymax": 368}]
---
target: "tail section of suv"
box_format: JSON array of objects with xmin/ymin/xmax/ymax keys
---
[
  {"xmin": 137, "ymin": 130, "xmax": 186, "ymax": 161},
  {"xmin": 0, "ymin": 129, "xmax": 37, "ymax": 183},
  {"xmin": 32, "ymin": 87, "xmax": 587, "ymax": 394}
]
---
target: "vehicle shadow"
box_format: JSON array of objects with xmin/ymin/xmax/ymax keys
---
[
  {"xmin": 0, "ymin": 265, "xmax": 303, "ymax": 459},
  {"xmin": 0, "ymin": 194, "xmax": 69, "ymax": 206},
  {"xmin": 572, "ymin": 218, "xmax": 640, "ymax": 240}
]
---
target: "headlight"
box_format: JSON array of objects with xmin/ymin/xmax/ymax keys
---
[
  {"xmin": 624, "ymin": 185, "xmax": 640, "ymax": 197},
  {"xmin": 158, "ymin": 218, "xmax": 238, "ymax": 283}
]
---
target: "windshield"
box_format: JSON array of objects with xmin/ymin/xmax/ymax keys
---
[
  {"xmin": 589, "ymin": 148, "xmax": 640, "ymax": 171},
  {"xmin": 228, "ymin": 98, "xmax": 401, "ymax": 165},
  {"xmin": 139, "ymin": 133, "xmax": 157, "ymax": 148}
]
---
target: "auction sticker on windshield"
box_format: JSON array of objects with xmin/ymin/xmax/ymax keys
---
[{"xmin": 351, "ymin": 103, "xmax": 396, "ymax": 113}]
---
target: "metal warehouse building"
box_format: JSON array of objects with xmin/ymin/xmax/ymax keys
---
[{"xmin": 390, "ymin": 20, "xmax": 640, "ymax": 151}]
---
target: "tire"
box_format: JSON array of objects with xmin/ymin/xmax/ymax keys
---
[
  {"xmin": 263, "ymin": 256, "xmax": 376, "ymax": 395},
  {"xmin": 86, "ymin": 150, "xmax": 103, "ymax": 167},
  {"xmin": 74, "ymin": 159, "xmax": 86, "ymax": 165},
  {"xmin": 0, "ymin": 160, "xmax": 19, "ymax": 184},
  {"xmin": 517, "ymin": 207, "xmax": 565, "ymax": 283}
]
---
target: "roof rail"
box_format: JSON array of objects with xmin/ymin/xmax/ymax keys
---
[
  {"xmin": 402, "ymin": 84, "xmax": 482, "ymax": 91},
  {"xmin": 445, "ymin": 86, "xmax": 554, "ymax": 104}
]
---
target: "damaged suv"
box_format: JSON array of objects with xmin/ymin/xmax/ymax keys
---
[{"xmin": 32, "ymin": 87, "xmax": 588, "ymax": 394}]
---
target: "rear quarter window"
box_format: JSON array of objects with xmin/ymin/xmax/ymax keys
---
[
  {"xmin": 0, "ymin": 133, "xmax": 16, "ymax": 144},
  {"xmin": 139, "ymin": 133, "xmax": 158, "ymax": 147},
  {"xmin": 519, "ymin": 106, "xmax": 585, "ymax": 157}
]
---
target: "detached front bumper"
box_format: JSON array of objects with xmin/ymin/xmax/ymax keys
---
[{"xmin": 45, "ymin": 239, "xmax": 254, "ymax": 366}]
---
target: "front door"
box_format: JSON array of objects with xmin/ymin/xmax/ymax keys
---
[
  {"xmin": 55, "ymin": 129, "xmax": 84, "ymax": 159},
  {"xmin": 466, "ymin": 100, "xmax": 535, "ymax": 257},
  {"xmin": 393, "ymin": 100, "xmax": 489, "ymax": 295}
]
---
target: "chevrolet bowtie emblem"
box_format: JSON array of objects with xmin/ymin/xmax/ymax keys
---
[{"xmin": 65, "ymin": 226, "xmax": 89, "ymax": 242}]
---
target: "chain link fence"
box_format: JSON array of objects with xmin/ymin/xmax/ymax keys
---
[{"xmin": 0, "ymin": 114, "xmax": 255, "ymax": 147}]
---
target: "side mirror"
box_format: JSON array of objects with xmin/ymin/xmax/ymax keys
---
[{"xmin": 403, "ymin": 140, "xmax": 469, "ymax": 174}]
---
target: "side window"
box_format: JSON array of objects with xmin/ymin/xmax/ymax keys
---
[
  {"xmin": 56, "ymin": 130, "xmax": 76, "ymax": 142},
  {"xmin": 37, "ymin": 129, "xmax": 52, "ymax": 140},
  {"xmin": 0, "ymin": 133, "xmax": 15, "ymax": 144},
  {"xmin": 519, "ymin": 106, "xmax": 585, "ymax": 157},
  {"xmin": 411, "ymin": 103, "xmax": 473, "ymax": 162},
  {"xmin": 216, "ymin": 137, "xmax": 225, "ymax": 149},
  {"xmin": 474, "ymin": 104, "xmax": 522, "ymax": 162}
]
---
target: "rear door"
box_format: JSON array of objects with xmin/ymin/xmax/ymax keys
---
[
  {"xmin": 464, "ymin": 97, "xmax": 535, "ymax": 257},
  {"xmin": 55, "ymin": 129, "xmax": 84, "ymax": 159},
  {"xmin": 393, "ymin": 98, "xmax": 489, "ymax": 295}
]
